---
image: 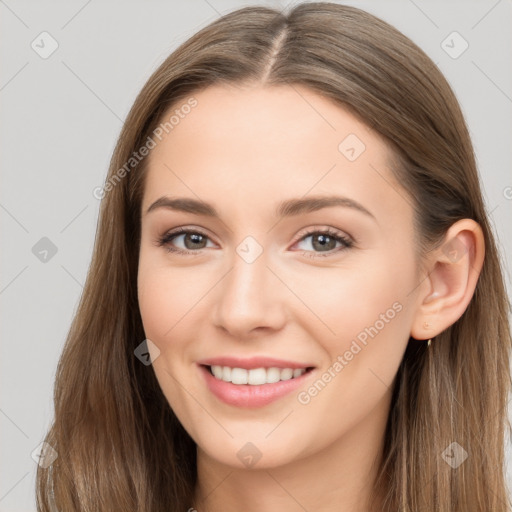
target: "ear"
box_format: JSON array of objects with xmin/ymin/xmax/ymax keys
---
[{"xmin": 410, "ymin": 219, "xmax": 485, "ymax": 340}]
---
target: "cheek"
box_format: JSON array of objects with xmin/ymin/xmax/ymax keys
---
[
  {"xmin": 300, "ymin": 262, "xmax": 412, "ymax": 341},
  {"xmin": 288, "ymin": 262, "xmax": 414, "ymax": 443},
  {"xmin": 137, "ymin": 258, "xmax": 201, "ymax": 418},
  {"xmin": 293, "ymin": 244, "xmax": 417, "ymax": 387},
  {"xmin": 137, "ymin": 251, "xmax": 206, "ymax": 343},
  {"xmin": 137, "ymin": 265, "xmax": 171, "ymax": 342}
]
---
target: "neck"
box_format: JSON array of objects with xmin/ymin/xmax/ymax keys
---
[{"xmin": 192, "ymin": 392, "xmax": 391, "ymax": 512}]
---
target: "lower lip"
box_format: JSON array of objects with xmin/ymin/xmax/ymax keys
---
[{"xmin": 199, "ymin": 365, "xmax": 314, "ymax": 408}]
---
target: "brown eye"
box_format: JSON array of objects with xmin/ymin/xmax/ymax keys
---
[
  {"xmin": 157, "ymin": 229, "xmax": 214, "ymax": 254},
  {"xmin": 294, "ymin": 229, "xmax": 353, "ymax": 255},
  {"xmin": 182, "ymin": 232, "xmax": 208, "ymax": 249},
  {"xmin": 310, "ymin": 233, "xmax": 338, "ymax": 252}
]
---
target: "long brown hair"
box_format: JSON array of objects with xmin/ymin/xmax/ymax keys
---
[{"xmin": 36, "ymin": 3, "xmax": 512, "ymax": 511}]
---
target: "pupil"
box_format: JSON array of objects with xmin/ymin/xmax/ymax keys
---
[
  {"xmin": 185, "ymin": 233, "xmax": 205, "ymax": 249},
  {"xmin": 181, "ymin": 233, "xmax": 337, "ymax": 251},
  {"xmin": 313, "ymin": 234, "xmax": 335, "ymax": 251}
]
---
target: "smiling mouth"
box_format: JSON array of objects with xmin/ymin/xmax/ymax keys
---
[{"xmin": 204, "ymin": 365, "xmax": 315, "ymax": 386}]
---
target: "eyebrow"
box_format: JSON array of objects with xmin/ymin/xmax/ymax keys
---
[{"xmin": 145, "ymin": 195, "xmax": 375, "ymax": 220}]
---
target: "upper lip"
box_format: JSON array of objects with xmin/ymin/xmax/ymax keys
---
[{"xmin": 197, "ymin": 356, "xmax": 315, "ymax": 370}]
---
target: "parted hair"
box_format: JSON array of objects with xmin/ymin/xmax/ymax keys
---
[{"xmin": 36, "ymin": 3, "xmax": 512, "ymax": 511}]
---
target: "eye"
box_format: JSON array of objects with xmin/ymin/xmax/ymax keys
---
[
  {"xmin": 155, "ymin": 226, "xmax": 354, "ymax": 257},
  {"xmin": 292, "ymin": 227, "xmax": 353, "ymax": 256},
  {"xmin": 155, "ymin": 228, "xmax": 215, "ymax": 255}
]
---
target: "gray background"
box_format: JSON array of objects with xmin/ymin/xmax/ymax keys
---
[{"xmin": 1, "ymin": 1, "xmax": 511, "ymax": 510}]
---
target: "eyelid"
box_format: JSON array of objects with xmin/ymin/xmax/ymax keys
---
[
  {"xmin": 158, "ymin": 226, "xmax": 217, "ymax": 243},
  {"xmin": 153, "ymin": 226, "xmax": 217, "ymax": 252},
  {"xmin": 156, "ymin": 224, "xmax": 355, "ymax": 256},
  {"xmin": 159, "ymin": 225, "xmax": 354, "ymax": 244},
  {"xmin": 292, "ymin": 225, "xmax": 355, "ymax": 245}
]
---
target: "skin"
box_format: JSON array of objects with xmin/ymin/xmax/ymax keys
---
[{"xmin": 137, "ymin": 83, "xmax": 484, "ymax": 512}]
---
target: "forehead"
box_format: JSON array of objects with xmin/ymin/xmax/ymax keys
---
[{"xmin": 141, "ymin": 84, "xmax": 411, "ymax": 224}]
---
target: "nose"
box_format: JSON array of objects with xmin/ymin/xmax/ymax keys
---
[{"xmin": 212, "ymin": 249, "xmax": 288, "ymax": 338}]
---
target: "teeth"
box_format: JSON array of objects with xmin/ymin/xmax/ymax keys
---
[
  {"xmin": 209, "ymin": 366, "xmax": 307, "ymax": 385},
  {"xmin": 280, "ymin": 368, "xmax": 293, "ymax": 380},
  {"xmin": 231, "ymin": 367, "xmax": 248, "ymax": 384},
  {"xmin": 222, "ymin": 366, "xmax": 232, "ymax": 382},
  {"xmin": 212, "ymin": 365, "xmax": 223, "ymax": 379},
  {"xmin": 266, "ymin": 367, "xmax": 281, "ymax": 383},
  {"xmin": 248, "ymin": 368, "xmax": 266, "ymax": 385}
]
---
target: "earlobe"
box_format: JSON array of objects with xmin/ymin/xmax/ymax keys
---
[{"xmin": 410, "ymin": 219, "xmax": 485, "ymax": 340}]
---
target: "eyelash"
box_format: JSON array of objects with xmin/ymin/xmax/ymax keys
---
[{"xmin": 155, "ymin": 227, "xmax": 354, "ymax": 258}]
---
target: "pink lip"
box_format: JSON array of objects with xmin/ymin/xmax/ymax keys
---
[
  {"xmin": 197, "ymin": 356, "xmax": 314, "ymax": 370},
  {"xmin": 197, "ymin": 363, "xmax": 316, "ymax": 408}
]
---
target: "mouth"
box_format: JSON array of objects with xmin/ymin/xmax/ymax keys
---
[
  {"xmin": 197, "ymin": 361, "xmax": 316, "ymax": 408},
  {"xmin": 205, "ymin": 364, "xmax": 315, "ymax": 385}
]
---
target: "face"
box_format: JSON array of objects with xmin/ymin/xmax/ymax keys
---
[{"xmin": 137, "ymin": 83, "xmax": 422, "ymax": 469}]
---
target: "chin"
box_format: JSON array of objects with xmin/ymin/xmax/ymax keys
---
[{"xmin": 195, "ymin": 431, "xmax": 312, "ymax": 471}]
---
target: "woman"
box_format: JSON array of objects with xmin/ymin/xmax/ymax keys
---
[{"xmin": 36, "ymin": 3, "xmax": 512, "ymax": 511}]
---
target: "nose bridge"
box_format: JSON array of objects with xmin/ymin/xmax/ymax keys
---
[{"xmin": 213, "ymin": 243, "xmax": 286, "ymax": 335}]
